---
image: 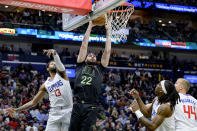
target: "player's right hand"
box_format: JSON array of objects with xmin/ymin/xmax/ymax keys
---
[
  {"xmin": 43, "ymin": 49, "xmax": 57, "ymax": 58},
  {"xmin": 129, "ymin": 89, "xmax": 140, "ymax": 99},
  {"xmin": 6, "ymin": 108, "xmax": 17, "ymax": 118}
]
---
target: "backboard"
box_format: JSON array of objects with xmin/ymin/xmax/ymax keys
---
[
  {"xmin": 0, "ymin": 0, "xmax": 92, "ymax": 15},
  {"xmin": 62, "ymin": 0, "xmax": 127, "ymax": 31}
]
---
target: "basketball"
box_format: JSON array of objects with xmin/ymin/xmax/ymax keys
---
[{"xmin": 92, "ymin": 14, "xmax": 106, "ymax": 26}]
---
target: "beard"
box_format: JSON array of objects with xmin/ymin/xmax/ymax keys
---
[
  {"xmin": 49, "ymin": 67, "xmax": 56, "ymax": 73},
  {"xmin": 86, "ymin": 60, "xmax": 96, "ymax": 65}
]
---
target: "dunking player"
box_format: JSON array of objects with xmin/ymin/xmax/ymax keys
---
[
  {"xmin": 6, "ymin": 49, "xmax": 73, "ymax": 131},
  {"xmin": 129, "ymin": 80, "xmax": 180, "ymax": 131},
  {"xmin": 174, "ymin": 78, "xmax": 197, "ymax": 131},
  {"xmin": 69, "ymin": 19, "xmax": 111, "ymax": 131}
]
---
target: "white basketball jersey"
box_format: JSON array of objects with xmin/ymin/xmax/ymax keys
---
[
  {"xmin": 44, "ymin": 73, "xmax": 73, "ymax": 108},
  {"xmin": 151, "ymin": 98, "xmax": 175, "ymax": 131},
  {"xmin": 175, "ymin": 93, "xmax": 197, "ymax": 131}
]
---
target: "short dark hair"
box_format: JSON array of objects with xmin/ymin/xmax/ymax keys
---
[{"xmin": 87, "ymin": 52, "xmax": 96, "ymax": 57}]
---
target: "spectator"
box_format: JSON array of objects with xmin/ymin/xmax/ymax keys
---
[{"xmin": 26, "ymin": 121, "xmax": 38, "ymax": 131}]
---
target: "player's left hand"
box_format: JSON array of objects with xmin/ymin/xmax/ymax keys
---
[
  {"xmin": 131, "ymin": 100, "xmax": 140, "ymax": 112},
  {"xmin": 43, "ymin": 49, "xmax": 57, "ymax": 58}
]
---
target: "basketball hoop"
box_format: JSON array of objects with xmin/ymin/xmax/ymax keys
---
[{"xmin": 107, "ymin": 3, "xmax": 134, "ymax": 42}]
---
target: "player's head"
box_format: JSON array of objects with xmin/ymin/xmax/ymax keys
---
[
  {"xmin": 85, "ymin": 53, "xmax": 97, "ymax": 65},
  {"xmin": 46, "ymin": 60, "xmax": 56, "ymax": 73},
  {"xmin": 155, "ymin": 80, "xmax": 180, "ymax": 110},
  {"xmin": 175, "ymin": 78, "xmax": 190, "ymax": 93}
]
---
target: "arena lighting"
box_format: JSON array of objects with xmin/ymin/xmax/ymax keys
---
[
  {"xmin": 133, "ymin": 39, "xmax": 197, "ymax": 50},
  {"xmin": 0, "ymin": 28, "xmax": 15, "ymax": 34},
  {"xmin": 16, "ymin": 28, "xmax": 120, "ymax": 44},
  {"xmin": 66, "ymin": 69, "xmax": 75, "ymax": 78},
  {"xmin": 184, "ymin": 75, "xmax": 197, "ymax": 83},
  {"xmin": 128, "ymin": 0, "xmax": 197, "ymax": 13}
]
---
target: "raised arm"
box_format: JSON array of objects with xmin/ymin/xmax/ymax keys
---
[
  {"xmin": 129, "ymin": 89, "xmax": 153, "ymax": 118},
  {"xmin": 77, "ymin": 21, "xmax": 94, "ymax": 63},
  {"xmin": 131, "ymin": 101, "xmax": 172, "ymax": 131},
  {"xmin": 6, "ymin": 84, "xmax": 46, "ymax": 117},
  {"xmin": 43, "ymin": 49, "xmax": 68, "ymax": 80},
  {"xmin": 101, "ymin": 16, "xmax": 111, "ymax": 67}
]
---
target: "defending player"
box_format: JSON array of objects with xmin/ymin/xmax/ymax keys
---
[
  {"xmin": 69, "ymin": 18, "xmax": 111, "ymax": 131},
  {"xmin": 174, "ymin": 78, "xmax": 197, "ymax": 131},
  {"xmin": 129, "ymin": 80, "xmax": 180, "ymax": 131},
  {"xmin": 6, "ymin": 49, "xmax": 73, "ymax": 131}
]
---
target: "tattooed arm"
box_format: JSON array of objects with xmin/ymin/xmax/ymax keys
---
[
  {"xmin": 139, "ymin": 104, "xmax": 172, "ymax": 131},
  {"xmin": 131, "ymin": 101, "xmax": 173, "ymax": 131}
]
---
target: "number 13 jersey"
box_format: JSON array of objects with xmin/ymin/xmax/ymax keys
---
[
  {"xmin": 44, "ymin": 73, "xmax": 73, "ymax": 108},
  {"xmin": 175, "ymin": 93, "xmax": 197, "ymax": 131}
]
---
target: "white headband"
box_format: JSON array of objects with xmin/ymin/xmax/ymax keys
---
[{"xmin": 161, "ymin": 80, "xmax": 167, "ymax": 94}]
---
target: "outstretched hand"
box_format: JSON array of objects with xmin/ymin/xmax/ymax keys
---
[
  {"xmin": 43, "ymin": 49, "xmax": 57, "ymax": 58},
  {"xmin": 6, "ymin": 108, "xmax": 17, "ymax": 118}
]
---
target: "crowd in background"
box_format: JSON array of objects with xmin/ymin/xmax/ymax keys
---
[
  {"xmin": 0, "ymin": 9, "xmax": 62, "ymax": 31},
  {"xmin": 0, "ymin": 63, "xmax": 48, "ymax": 131},
  {"xmin": 129, "ymin": 18, "xmax": 197, "ymax": 43},
  {"xmin": 0, "ymin": 61, "xmax": 197, "ymax": 130}
]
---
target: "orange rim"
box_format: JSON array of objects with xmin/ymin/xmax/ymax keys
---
[{"xmin": 108, "ymin": 3, "xmax": 134, "ymax": 13}]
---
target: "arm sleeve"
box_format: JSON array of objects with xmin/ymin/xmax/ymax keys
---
[{"xmin": 53, "ymin": 54, "xmax": 65, "ymax": 71}]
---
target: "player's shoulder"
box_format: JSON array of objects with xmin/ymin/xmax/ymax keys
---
[
  {"xmin": 96, "ymin": 63, "xmax": 106, "ymax": 72},
  {"xmin": 158, "ymin": 103, "xmax": 172, "ymax": 117},
  {"xmin": 76, "ymin": 61, "xmax": 85, "ymax": 67},
  {"xmin": 180, "ymin": 93, "xmax": 196, "ymax": 100}
]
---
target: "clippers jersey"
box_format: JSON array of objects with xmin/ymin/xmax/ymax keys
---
[
  {"xmin": 44, "ymin": 73, "xmax": 73, "ymax": 108},
  {"xmin": 151, "ymin": 98, "xmax": 175, "ymax": 131},
  {"xmin": 175, "ymin": 93, "xmax": 197, "ymax": 131}
]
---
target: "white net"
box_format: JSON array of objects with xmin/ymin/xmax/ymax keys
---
[{"xmin": 107, "ymin": 4, "xmax": 134, "ymax": 42}]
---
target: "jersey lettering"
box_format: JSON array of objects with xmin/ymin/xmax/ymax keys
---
[
  {"xmin": 180, "ymin": 98, "xmax": 196, "ymax": 105},
  {"xmin": 82, "ymin": 66, "xmax": 95, "ymax": 77},
  {"xmin": 183, "ymin": 105, "xmax": 197, "ymax": 120},
  {"xmin": 81, "ymin": 76, "xmax": 92, "ymax": 85},
  {"xmin": 48, "ymin": 80, "xmax": 63, "ymax": 92},
  {"xmin": 55, "ymin": 89, "xmax": 62, "ymax": 97}
]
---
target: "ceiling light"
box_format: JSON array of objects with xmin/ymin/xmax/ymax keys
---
[
  {"xmin": 169, "ymin": 21, "xmax": 172, "ymax": 23},
  {"xmin": 162, "ymin": 24, "xmax": 166, "ymax": 26},
  {"xmin": 5, "ymin": 5, "xmax": 8, "ymax": 8},
  {"xmin": 159, "ymin": 20, "xmax": 162, "ymax": 23}
]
